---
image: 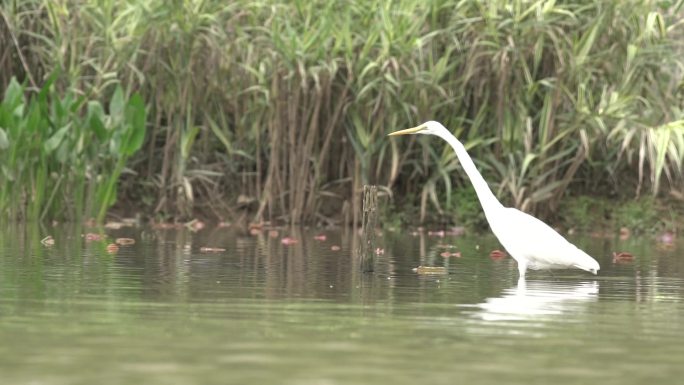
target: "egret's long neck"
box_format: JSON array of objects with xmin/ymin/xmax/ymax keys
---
[{"xmin": 442, "ymin": 134, "xmax": 503, "ymax": 216}]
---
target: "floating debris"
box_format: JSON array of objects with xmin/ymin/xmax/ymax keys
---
[
  {"xmin": 330, "ymin": 245, "xmax": 341, "ymax": 251},
  {"xmin": 374, "ymin": 247, "xmax": 385, "ymax": 255},
  {"xmin": 248, "ymin": 223, "xmax": 264, "ymax": 230},
  {"xmin": 121, "ymin": 218, "xmax": 139, "ymax": 227},
  {"xmin": 249, "ymin": 228, "xmax": 261, "ymax": 236},
  {"xmin": 590, "ymin": 231, "xmax": 611, "ymax": 239},
  {"xmin": 658, "ymin": 231, "xmax": 675, "ymax": 245},
  {"xmin": 41, "ymin": 236, "xmax": 55, "ymax": 246},
  {"xmin": 656, "ymin": 232, "xmax": 675, "ymax": 251},
  {"xmin": 106, "ymin": 244, "xmax": 119, "ymax": 254},
  {"xmin": 200, "ymin": 247, "xmax": 226, "ymax": 253},
  {"xmin": 237, "ymin": 194, "xmax": 256, "ymax": 206},
  {"xmin": 84, "ymin": 233, "xmax": 104, "ymax": 242},
  {"xmin": 658, "ymin": 231, "xmax": 675, "ymax": 243},
  {"xmin": 447, "ymin": 226, "xmax": 465, "ymax": 236},
  {"xmin": 281, "ymin": 237, "xmax": 298, "ymax": 245},
  {"xmin": 152, "ymin": 222, "xmax": 181, "ymax": 230},
  {"xmin": 619, "ymin": 227, "xmax": 631, "ymax": 240},
  {"xmin": 440, "ymin": 251, "xmax": 461, "ymax": 258},
  {"xmin": 612, "ymin": 251, "xmax": 634, "ymax": 263},
  {"xmin": 427, "ymin": 230, "xmax": 445, "ymax": 237},
  {"xmin": 106, "ymin": 219, "xmax": 138, "ymax": 229},
  {"xmin": 412, "ymin": 266, "xmax": 448, "ymax": 275},
  {"xmin": 313, "ymin": 234, "xmax": 327, "ymax": 241},
  {"xmin": 185, "ymin": 219, "xmax": 205, "ymax": 232},
  {"xmin": 489, "ymin": 249, "xmax": 507, "ymax": 259},
  {"xmin": 115, "ymin": 238, "xmax": 136, "ymax": 246}
]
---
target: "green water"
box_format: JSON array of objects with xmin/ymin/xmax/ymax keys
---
[{"xmin": 1, "ymin": 225, "xmax": 683, "ymax": 385}]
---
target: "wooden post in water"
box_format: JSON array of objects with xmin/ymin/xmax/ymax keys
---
[{"xmin": 358, "ymin": 185, "xmax": 378, "ymax": 272}]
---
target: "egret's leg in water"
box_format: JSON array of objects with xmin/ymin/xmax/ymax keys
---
[{"xmin": 517, "ymin": 259, "xmax": 527, "ymax": 279}]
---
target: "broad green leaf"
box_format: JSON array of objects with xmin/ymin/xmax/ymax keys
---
[
  {"xmin": 110, "ymin": 131, "xmax": 122, "ymax": 154},
  {"xmin": 127, "ymin": 94, "xmax": 146, "ymax": 133},
  {"xmin": 38, "ymin": 70, "xmax": 59, "ymax": 104},
  {"xmin": 3, "ymin": 78, "xmax": 24, "ymax": 109},
  {"xmin": 123, "ymin": 93, "xmax": 146, "ymax": 155},
  {"xmin": 53, "ymin": 94, "xmax": 67, "ymax": 123},
  {"xmin": 109, "ymin": 85, "xmax": 125, "ymax": 118},
  {"xmin": 44, "ymin": 123, "xmax": 71, "ymax": 154},
  {"xmin": 23, "ymin": 103, "xmax": 40, "ymax": 135},
  {"xmin": 351, "ymin": 113, "xmax": 370, "ymax": 149},
  {"xmin": 0, "ymin": 127, "xmax": 8, "ymax": 150},
  {"xmin": 87, "ymin": 101, "xmax": 107, "ymax": 141}
]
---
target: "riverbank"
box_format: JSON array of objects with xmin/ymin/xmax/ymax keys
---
[{"xmin": 1, "ymin": 1, "xmax": 683, "ymax": 225}]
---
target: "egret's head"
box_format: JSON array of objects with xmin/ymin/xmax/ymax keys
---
[{"xmin": 388, "ymin": 121, "xmax": 447, "ymax": 137}]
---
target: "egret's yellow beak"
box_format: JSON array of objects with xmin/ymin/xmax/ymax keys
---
[{"xmin": 388, "ymin": 124, "xmax": 426, "ymax": 136}]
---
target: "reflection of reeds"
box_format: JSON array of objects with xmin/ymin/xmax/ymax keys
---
[{"xmin": 1, "ymin": 1, "xmax": 682, "ymax": 223}]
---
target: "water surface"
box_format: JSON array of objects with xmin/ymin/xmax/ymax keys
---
[{"xmin": 1, "ymin": 225, "xmax": 683, "ymax": 384}]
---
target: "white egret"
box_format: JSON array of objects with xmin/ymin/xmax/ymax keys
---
[{"xmin": 389, "ymin": 121, "xmax": 600, "ymax": 278}]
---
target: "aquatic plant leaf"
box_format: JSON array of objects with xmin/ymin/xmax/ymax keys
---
[
  {"xmin": 109, "ymin": 85, "xmax": 125, "ymax": 118},
  {"xmin": 44, "ymin": 124, "xmax": 71, "ymax": 154},
  {"xmin": 87, "ymin": 101, "xmax": 106, "ymax": 141},
  {"xmin": 109, "ymin": 131, "xmax": 122, "ymax": 155},
  {"xmin": 123, "ymin": 93, "xmax": 146, "ymax": 155},
  {"xmin": 0, "ymin": 128, "xmax": 8, "ymax": 150},
  {"xmin": 3, "ymin": 78, "xmax": 24, "ymax": 110}
]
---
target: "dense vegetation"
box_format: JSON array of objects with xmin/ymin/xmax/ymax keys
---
[
  {"xmin": 1, "ymin": 0, "xmax": 683, "ymax": 226},
  {"xmin": 0, "ymin": 76, "xmax": 146, "ymax": 222}
]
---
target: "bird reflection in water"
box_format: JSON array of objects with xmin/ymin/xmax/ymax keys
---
[{"xmin": 473, "ymin": 279, "xmax": 599, "ymax": 322}]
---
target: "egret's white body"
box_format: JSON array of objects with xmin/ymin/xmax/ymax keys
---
[{"xmin": 389, "ymin": 121, "xmax": 600, "ymax": 278}]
